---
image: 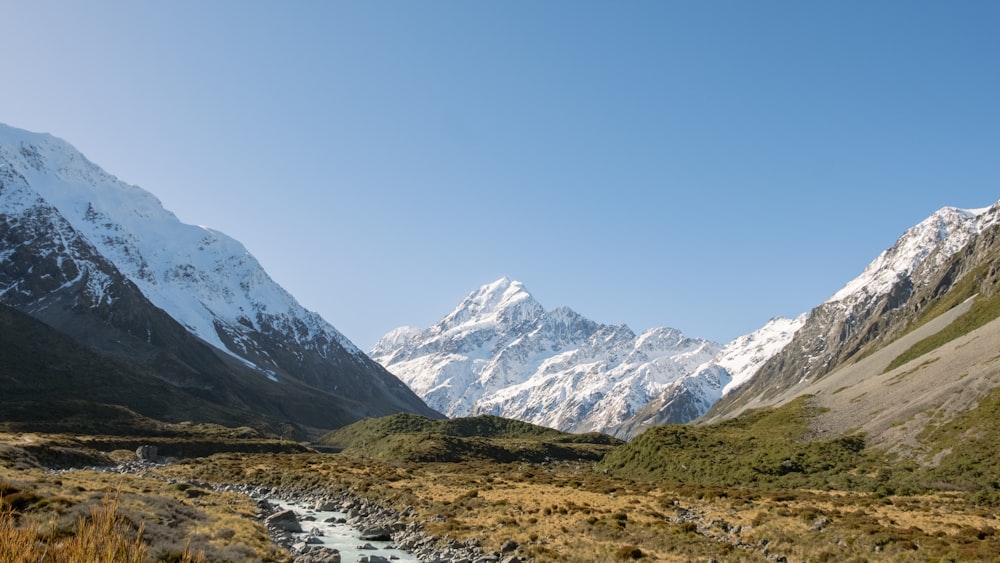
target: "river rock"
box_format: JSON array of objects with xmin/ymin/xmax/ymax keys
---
[
  {"xmin": 360, "ymin": 526, "xmax": 393, "ymax": 542},
  {"xmin": 266, "ymin": 508, "xmax": 303, "ymax": 532},
  {"xmin": 294, "ymin": 547, "xmax": 342, "ymax": 563},
  {"xmin": 135, "ymin": 445, "xmax": 158, "ymax": 461},
  {"xmin": 314, "ymin": 498, "xmax": 339, "ymax": 511}
]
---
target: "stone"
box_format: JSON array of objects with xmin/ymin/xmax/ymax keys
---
[
  {"xmin": 314, "ymin": 498, "xmax": 339, "ymax": 511},
  {"xmin": 266, "ymin": 508, "xmax": 302, "ymax": 532},
  {"xmin": 291, "ymin": 541, "xmax": 309, "ymax": 553},
  {"xmin": 360, "ymin": 526, "xmax": 393, "ymax": 542},
  {"xmin": 500, "ymin": 539, "xmax": 519, "ymax": 553},
  {"xmin": 293, "ymin": 547, "xmax": 341, "ymax": 563},
  {"xmin": 135, "ymin": 445, "xmax": 158, "ymax": 461}
]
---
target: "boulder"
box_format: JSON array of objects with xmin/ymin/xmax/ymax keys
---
[
  {"xmin": 314, "ymin": 498, "xmax": 339, "ymax": 511},
  {"xmin": 266, "ymin": 508, "xmax": 303, "ymax": 532},
  {"xmin": 135, "ymin": 445, "xmax": 158, "ymax": 461},
  {"xmin": 359, "ymin": 526, "xmax": 393, "ymax": 542},
  {"xmin": 294, "ymin": 547, "xmax": 341, "ymax": 563}
]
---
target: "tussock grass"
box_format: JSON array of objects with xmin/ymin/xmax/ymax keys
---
[
  {"xmin": 0, "ymin": 455, "xmax": 284, "ymax": 563},
  {"xmin": 6, "ymin": 399, "xmax": 1000, "ymax": 561},
  {"xmin": 0, "ymin": 492, "xmax": 203, "ymax": 563}
]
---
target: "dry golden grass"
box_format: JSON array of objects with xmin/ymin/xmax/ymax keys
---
[
  {"xmin": 0, "ymin": 492, "xmax": 203, "ymax": 563},
  {"xmin": 160, "ymin": 452, "xmax": 1000, "ymax": 562},
  {"xmin": 6, "ymin": 432, "xmax": 1000, "ymax": 562},
  {"xmin": 0, "ymin": 462, "xmax": 285, "ymax": 563}
]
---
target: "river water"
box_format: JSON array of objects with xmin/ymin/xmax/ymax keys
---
[{"xmin": 271, "ymin": 499, "xmax": 421, "ymax": 562}]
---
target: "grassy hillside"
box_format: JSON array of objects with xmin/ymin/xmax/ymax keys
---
[
  {"xmin": 912, "ymin": 383, "xmax": 1000, "ymax": 504},
  {"xmin": 318, "ymin": 413, "xmax": 621, "ymax": 463},
  {"xmin": 605, "ymin": 381, "xmax": 1000, "ymax": 510},
  {"xmin": 601, "ymin": 397, "xmax": 877, "ymax": 491}
]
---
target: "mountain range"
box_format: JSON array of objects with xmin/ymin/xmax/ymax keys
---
[
  {"xmin": 370, "ymin": 278, "xmax": 804, "ymax": 438},
  {"xmin": 4, "ymin": 121, "xmax": 1000, "ymax": 449},
  {"xmin": 0, "ymin": 123, "xmax": 439, "ymax": 437},
  {"xmin": 372, "ymin": 202, "xmax": 1000, "ymax": 439}
]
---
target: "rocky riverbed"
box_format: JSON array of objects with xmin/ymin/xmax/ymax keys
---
[
  {"xmin": 240, "ymin": 484, "xmax": 527, "ymax": 563},
  {"xmin": 62, "ymin": 456, "xmax": 529, "ymax": 563},
  {"xmin": 59, "ymin": 452, "xmax": 807, "ymax": 563}
]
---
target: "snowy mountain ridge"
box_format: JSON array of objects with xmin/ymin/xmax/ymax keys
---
[
  {"xmin": 610, "ymin": 313, "xmax": 806, "ymax": 438},
  {"xmin": 828, "ymin": 205, "xmax": 996, "ymax": 304},
  {"xmin": 0, "ymin": 123, "xmax": 360, "ymax": 370},
  {"xmin": 705, "ymin": 200, "xmax": 1000, "ymax": 421},
  {"xmin": 371, "ymin": 278, "xmax": 796, "ymax": 436},
  {"xmin": 718, "ymin": 315, "xmax": 808, "ymax": 395},
  {"xmin": 374, "ymin": 205, "xmax": 1000, "ymax": 437},
  {"xmin": 0, "ymin": 122, "xmax": 438, "ymax": 428}
]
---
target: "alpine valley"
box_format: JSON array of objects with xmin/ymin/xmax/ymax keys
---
[{"xmin": 7, "ymin": 122, "xmax": 1000, "ymax": 562}]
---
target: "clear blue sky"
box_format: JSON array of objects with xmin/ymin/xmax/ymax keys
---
[{"xmin": 3, "ymin": 1, "xmax": 998, "ymax": 350}]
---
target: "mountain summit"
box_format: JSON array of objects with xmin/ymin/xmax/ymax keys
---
[
  {"xmin": 0, "ymin": 123, "xmax": 439, "ymax": 433},
  {"xmin": 372, "ymin": 278, "xmax": 726, "ymax": 434}
]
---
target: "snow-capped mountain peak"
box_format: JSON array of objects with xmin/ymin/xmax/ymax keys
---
[
  {"xmin": 829, "ymin": 205, "xmax": 996, "ymax": 303},
  {"xmin": 0, "ymin": 122, "xmax": 440, "ymax": 426},
  {"xmin": 0, "ymin": 123, "xmax": 361, "ymax": 365},
  {"xmin": 436, "ymin": 277, "xmax": 543, "ymax": 334},
  {"xmin": 372, "ymin": 278, "xmax": 722, "ymax": 434}
]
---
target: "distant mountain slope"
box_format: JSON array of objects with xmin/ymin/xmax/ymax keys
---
[
  {"xmin": 0, "ymin": 123, "xmax": 439, "ymax": 433},
  {"xmin": 705, "ymin": 202, "xmax": 1000, "ymax": 424},
  {"xmin": 371, "ymin": 278, "xmax": 722, "ymax": 434},
  {"xmin": 608, "ymin": 315, "xmax": 804, "ymax": 438},
  {"xmin": 682, "ymin": 219, "xmax": 1000, "ymax": 463}
]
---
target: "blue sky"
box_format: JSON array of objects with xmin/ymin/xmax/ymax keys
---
[{"xmin": 3, "ymin": 1, "xmax": 998, "ymax": 350}]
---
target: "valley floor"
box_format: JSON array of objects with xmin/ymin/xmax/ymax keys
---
[{"xmin": 4, "ymin": 435, "xmax": 1000, "ymax": 563}]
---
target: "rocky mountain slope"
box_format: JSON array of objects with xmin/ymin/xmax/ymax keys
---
[
  {"xmin": 611, "ymin": 315, "xmax": 806, "ymax": 438},
  {"xmin": 372, "ymin": 278, "xmax": 801, "ymax": 436},
  {"xmin": 0, "ymin": 123, "xmax": 439, "ymax": 434},
  {"xmin": 705, "ymin": 202, "xmax": 1000, "ymax": 423}
]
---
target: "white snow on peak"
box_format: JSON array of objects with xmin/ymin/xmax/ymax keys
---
[
  {"xmin": 0, "ymin": 122, "xmax": 362, "ymax": 362},
  {"xmin": 829, "ymin": 205, "xmax": 997, "ymax": 303},
  {"xmin": 371, "ymin": 278, "xmax": 721, "ymax": 433},
  {"xmin": 718, "ymin": 314, "xmax": 807, "ymax": 395},
  {"xmin": 436, "ymin": 277, "xmax": 543, "ymax": 334}
]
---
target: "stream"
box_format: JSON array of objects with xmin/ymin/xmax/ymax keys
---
[{"xmin": 269, "ymin": 498, "xmax": 421, "ymax": 562}]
